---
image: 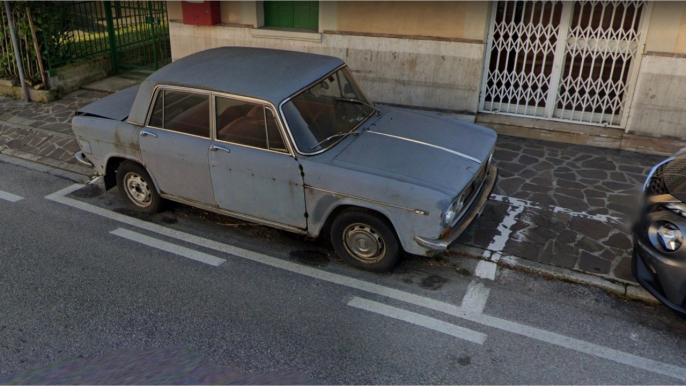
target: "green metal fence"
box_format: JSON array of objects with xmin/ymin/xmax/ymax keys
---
[
  {"xmin": 106, "ymin": 1, "xmax": 171, "ymax": 73},
  {"xmin": 41, "ymin": 1, "xmax": 170, "ymax": 74},
  {"xmin": 42, "ymin": 1, "xmax": 111, "ymax": 71}
]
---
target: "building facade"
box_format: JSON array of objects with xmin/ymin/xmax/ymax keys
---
[{"xmin": 167, "ymin": 1, "xmax": 686, "ymax": 155}]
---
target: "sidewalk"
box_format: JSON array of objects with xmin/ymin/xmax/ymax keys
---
[
  {"xmin": 0, "ymin": 90, "xmax": 108, "ymax": 176},
  {"xmin": 0, "ymin": 87, "xmax": 666, "ymax": 302}
]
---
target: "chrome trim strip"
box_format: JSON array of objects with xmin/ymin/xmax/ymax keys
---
[
  {"xmin": 305, "ymin": 185, "xmax": 428, "ymax": 215},
  {"xmin": 642, "ymin": 156, "xmax": 674, "ymax": 192},
  {"xmin": 141, "ymin": 85, "xmax": 297, "ymax": 157},
  {"xmin": 140, "ymin": 130, "xmax": 157, "ymax": 138},
  {"xmin": 74, "ymin": 151, "xmax": 94, "ymax": 167},
  {"xmin": 367, "ymin": 131, "xmax": 482, "ymax": 164},
  {"xmin": 212, "ymin": 93, "xmax": 295, "ymax": 157},
  {"xmin": 159, "ymin": 193, "xmax": 308, "ymax": 235},
  {"xmin": 209, "ymin": 144, "xmax": 230, "ymax": 153}
]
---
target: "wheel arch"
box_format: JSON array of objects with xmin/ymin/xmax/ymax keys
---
[
  {"xmin": 316, "ymin": 203, "xmax": 399, "ymax": 243},
  {"xmin": 104, "ymin": 155, "xmax": 159, "ymax": 192}
]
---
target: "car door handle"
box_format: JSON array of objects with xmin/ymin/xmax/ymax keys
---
[
  {"xmin": 140, "ymin": 130, "xmax": 157, "ymax": 138},
  {"xmin": 210, "ymin": 144, "xmax": 230, "ymax": 153}
]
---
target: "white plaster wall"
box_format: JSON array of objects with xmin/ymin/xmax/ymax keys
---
[
  {"xmin": 168, "ymin": 22, "xmax": 485, "ymax": 113},
  {"xmin": 626, "ymin": 54, "xmax": 686, "ymax": 139}
]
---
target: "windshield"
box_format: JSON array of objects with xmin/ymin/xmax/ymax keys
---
[{"xmin": 282, "ymin": 67, "xmax": 376, "ymax": 153}]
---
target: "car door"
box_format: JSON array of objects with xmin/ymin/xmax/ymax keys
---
[
  {"xmin": 209, "ymin": 95, "xmax": 307, "ymax": 229},
  {"xmin": 139, "ymin": 87, "xmax": 215, "ymax": 205}
]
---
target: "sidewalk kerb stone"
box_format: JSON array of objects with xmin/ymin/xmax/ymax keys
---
[
  {"xmin": 449, "ymin": 244, "xmax": 659, "ymax": 304},
  {"xmin": 1, "ymin": 147, "xmax": 94, "ymax": 177},
  {"xmin": 626, "ymin": 285, "xmax": 660, "ymax": 305},
  {"xmin": 0, "ymin": 153, "xmax": 90, "ymax": 183}
]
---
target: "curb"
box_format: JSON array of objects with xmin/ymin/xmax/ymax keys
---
[
  {"xmin": 449, "ymin": 244, "xmax": 660, "ymax": 305},
  {"xmin": 0, "ymin": 147, "xmax": 95, "ymax": 183}
]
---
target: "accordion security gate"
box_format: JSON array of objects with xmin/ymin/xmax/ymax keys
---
[{"xmin": 479, "ymin": 1, "xmax": 651, "ymax": 128}]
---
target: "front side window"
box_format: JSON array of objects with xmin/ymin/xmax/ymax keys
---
[
  {"xmin": 216, "ymin": 97, "xmax": 287, "ymax": 152},
  {"xmin": 148, "ymin": 89, "xmax": 210, "ymax": 138},
  {"xmin": 282, "ymin": 67, "xmax": 375, "ymax": 153}
]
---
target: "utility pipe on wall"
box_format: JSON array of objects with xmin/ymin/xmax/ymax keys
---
[{"xmin": 4, "ymin": 0, "xmax": 30, "ymax": 102}]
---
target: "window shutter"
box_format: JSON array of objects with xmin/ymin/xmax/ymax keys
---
[
  {"xmin": 278, "ymin": 1, "xmax": 294, "ymax": 27},
  {"xmin": 264, "ymin": 1, "xmax": 318, "ymax": 30}
]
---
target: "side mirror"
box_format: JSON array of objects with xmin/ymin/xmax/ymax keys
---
[{"xmin": 343, "ymin": 83, "xmax": 354, "ymax": 96}]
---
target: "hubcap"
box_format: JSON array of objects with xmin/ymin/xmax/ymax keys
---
[
  {"xmin": 124, "ymin": 172, "xmax": 152, "ymax": 208},
  {"xmin": 342, "ymin": 223, "xmax": 385, "ymax": 263}
]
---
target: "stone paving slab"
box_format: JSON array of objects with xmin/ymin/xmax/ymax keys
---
[
  {"xmin": 455, "ymin": 136, "xmax": 665, "ymax": 284},
  {"xmin": 0, "ymin": 90, "xmax": 108, "ymax": 171},
  {"xmin": 0, "ymin": 90, "xmax": 108, "ymax": 135}
]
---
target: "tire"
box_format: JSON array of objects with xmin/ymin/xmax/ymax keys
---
[
  {"xmin": 330, "ymin": 209, "xmax": 402, "ymax": 272},
  {"xmin": 116, "ymin": 161, "xmax": 162, "ymax": 214}
]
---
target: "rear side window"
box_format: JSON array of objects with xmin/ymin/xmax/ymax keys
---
[
  {"xmin": 148, "ymin": 90, "xmax": 210, "ymax": 138},
  {"xmin": 215, "ymin": 96, "xmax": 287, "ymax": 152}
]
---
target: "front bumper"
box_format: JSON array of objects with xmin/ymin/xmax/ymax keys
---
[
  {"xmin": 414, "ymin": 165, "xmax": 498, "ymax": 251},
  {"xmin": 633, "ymin": 237, "xmax": 686, "ymax": 318}
]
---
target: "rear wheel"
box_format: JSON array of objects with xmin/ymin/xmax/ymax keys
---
[
  {"xmin": 331, "ymin": 209, "xmax": 401, "ymax": 272},
  {"xmin": 116, "ymin": 161, "xmax": 162, "ymax": 214}
]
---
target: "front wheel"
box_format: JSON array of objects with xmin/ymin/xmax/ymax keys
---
[
  {"xmin": 330, "ymin": 209, "xmax": 401, "ymax": 272},
  {"xmin": 116, "ymin": 161, "xmax": 162, "ymax": 214}
]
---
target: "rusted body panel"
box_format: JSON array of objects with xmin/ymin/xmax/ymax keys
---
[{"xmin": 71, "ymin": 115, "xmax": 142, "ymax": 176}]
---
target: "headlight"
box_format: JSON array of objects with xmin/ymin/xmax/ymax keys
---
[
  {"xmin": 442, "ymin": 202, "xmax": 457, "ymax": 227},
  {"xmin": 665, "ymin": 202, "xmax": 686, "ymax": 217},
  {"xmin": 657, "ymin": 222, "xmax": 683, "ymax": 251},
  {"xmin": 442, "ymin": 194, "xmax": 466, "ymax": 227}
]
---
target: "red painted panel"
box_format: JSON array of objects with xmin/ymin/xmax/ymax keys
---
[{"xmin": 182, "ymin": 1, "xmax": 221, "ymax": 26}]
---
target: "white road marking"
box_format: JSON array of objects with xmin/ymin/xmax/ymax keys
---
[
  {"xmin": 491, "ymin": 194, "xmax": 621, "ymax": 224},
  {"xmin": 348, "ymin": 297, "xmax": 487, "ymax": 345},
  {"xmin": 0, "ymin": 189, "xmax": 23, "ymax": 202},
  {"xmin": 474, "ymin": 261, "xmax": 497, "ymax": 280},
  {"xmin": 46, "ymin": 184, "xmax": 686, "ymax": 381},
  {"xmin": 110, "ymin": 228, "xmax": 226, "ymax": 267},
  {"xmin": 486, "ymin": 200, "xmax": 526, "ymax": 253},
  {"xmin": 460, "ymin": 282, "xmax": 491, "ymax": 314}
]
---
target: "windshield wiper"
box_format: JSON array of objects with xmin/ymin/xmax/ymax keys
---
[
  {"xmin": 336, "ymin": 98, "xmax": 381, "ymax": 115},
  {"xmin": 309, "ymin": 131, "xmax": 358, "ymax": 150}
]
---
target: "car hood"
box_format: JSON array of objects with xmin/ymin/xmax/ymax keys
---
[
  {"xmin": 663, "ymin": 151, "xmax": 686, "ymax": 202},
  {"xmin": 332, "ymin": 107, "xmax": 497, "ymax": 194}
]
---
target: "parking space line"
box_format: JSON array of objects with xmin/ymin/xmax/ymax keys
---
[
  {"xmin": 491, "ymin": 194, "xmax": 621, "ymax": 224},
  {"xmin": 46, "ymin": 184, "xmax": 686, "ymax": 381},
  {"xmin": 460, "ymin": 282, "xmax": 491, "ymax": 314},
  {"xmin": 110, "ymin": 228, "xmax": 226, "ymax": 267},
  {"xmin": 348, "ymin": 297, "xmax": 487, "ymax": 345},
  {"xmin": 0, "ymin": 189, "xmax": 23, "ymax": 202},
  {"xmin": 486, "ymin": 202, "xmax": 526, "ymax": 253}
]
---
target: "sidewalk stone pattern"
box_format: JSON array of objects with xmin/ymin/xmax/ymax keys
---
[
  {"xmin": 0, "ymin": 91, "xmax": 107, "ymax": 164},
  {"xmin": 457, "ymin": 136, "xmax": 665, "ymax": 283}
]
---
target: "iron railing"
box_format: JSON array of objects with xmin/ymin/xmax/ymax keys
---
[
  {"xmin": 41, "ymin": 1, "xmax": 111, "ymax": 71},
  {"xmin": 40, "ymin": 1, "xmax": 170, "ymax": 74}
]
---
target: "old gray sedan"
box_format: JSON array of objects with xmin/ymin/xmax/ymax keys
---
[{"xmin": 72, "ymin": 47, "xmax": 497, "ymax": 272}]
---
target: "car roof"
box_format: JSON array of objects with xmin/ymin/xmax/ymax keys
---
[{"xmin": 128, "ymin": 47, "xmax": 344, "ymax": 125}]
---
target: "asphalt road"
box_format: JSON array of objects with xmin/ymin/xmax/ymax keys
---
[{"xmin": 1, "ymin": 158, "xmax": 686, "ymax": 384}]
